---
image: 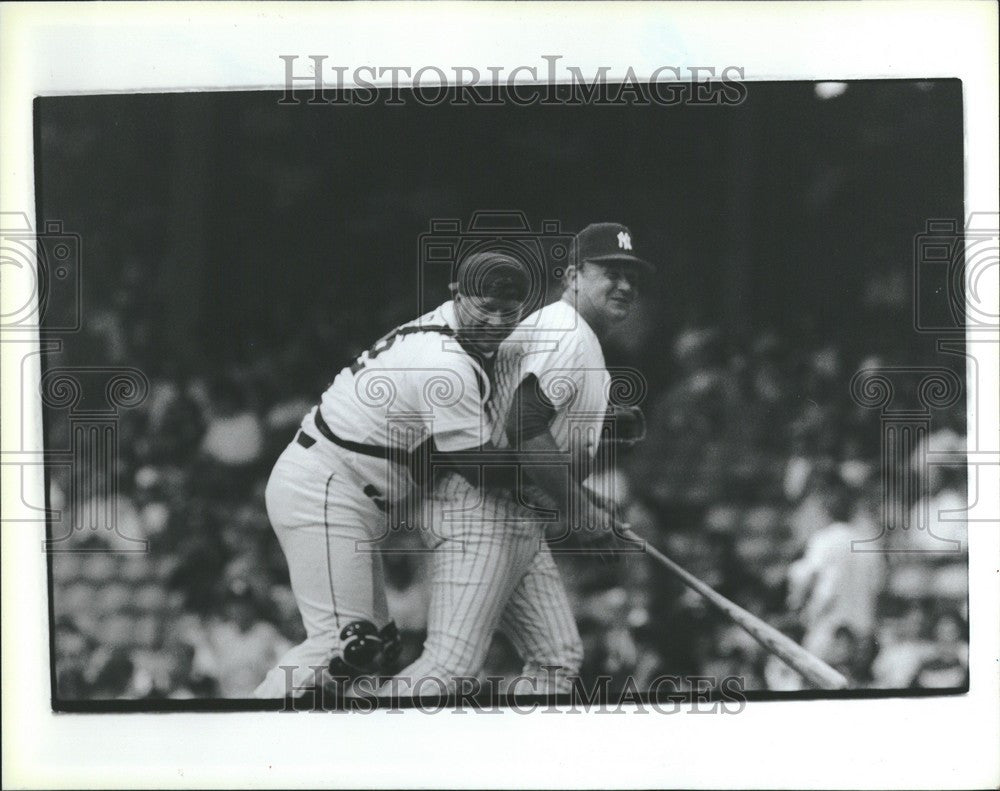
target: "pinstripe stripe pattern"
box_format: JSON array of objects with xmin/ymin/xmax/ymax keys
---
[
  {"xmin": 387, "ymin": 301, "xmax": 613, "ymax": 697},
  {"xmin": 393, "ymin": 472, "xmax": 582, "ymax": 695},
  {"xmin": 490, "ymin": 300, "xmax": 609, "ymax": 456}
]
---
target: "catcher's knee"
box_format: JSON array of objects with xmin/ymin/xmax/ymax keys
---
[{"xmin": 327, "ymin": 620, "xmax": 402, "ymax": 680}]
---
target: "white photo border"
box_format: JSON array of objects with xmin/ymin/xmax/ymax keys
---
[{"xmin": 1, "ymin": 2, "xmax": 997, "ymax": 789}]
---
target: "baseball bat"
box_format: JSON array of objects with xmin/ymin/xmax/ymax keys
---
[{"xmin": 622, "ymin": 527, "xmax": 849, "ymax": 690}]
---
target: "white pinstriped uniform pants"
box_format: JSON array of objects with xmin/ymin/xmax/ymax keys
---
[{"xmin": 391, "ymin": 472, "xmax": 583, "ymax": 696}]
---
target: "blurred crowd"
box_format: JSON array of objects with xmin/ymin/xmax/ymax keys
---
[
  {"xmin": 35, "ymin": 81, "xmax": 968, "ymax": 702},
  {"xmin": 608, "ymin": 326, "xmax": 968, "ymax": 693},
  {"xmin": 48, "ymin": 283, "xmax": 968, "ymax": 701}
]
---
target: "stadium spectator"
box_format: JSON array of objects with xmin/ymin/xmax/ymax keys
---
[
  {"xmin": 786, "ymin": 474, "xmax": 886, "ymax": 664},
  {"xmin": 871, "ymin": 603, "xmax": 934, "ymax": 689},
  {"xmin": 910, "ymin": 610, "xmax": 969, "ymax": 690},
  {"xmin": 191, "ymin": 579, "xmax": 292, "ymax": 698}
]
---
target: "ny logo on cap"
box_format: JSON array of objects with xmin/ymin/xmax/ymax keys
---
[{"xmin": 617, "ymin": 230, "xmax": 633, "ymax": 251}]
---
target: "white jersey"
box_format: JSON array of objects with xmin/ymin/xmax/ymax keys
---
[
  {"xmin": 390, "ymin": 298, "xmax": 596, "ymax": 696},
  {"xmin": 301, "ymin": 301, "xmax": 490, "ymax": 495},
  {"xmin": 490, "ymin": 298, "xmax": 610, "ymax": 465}
]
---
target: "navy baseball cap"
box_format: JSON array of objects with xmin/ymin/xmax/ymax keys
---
[
  {"xmin": 453, "ymin": 251, "xmax": 532, "ymax": 301},
  {"xmin": 570, "ymin": 223, "xmax": 654, "ymax": 272}
]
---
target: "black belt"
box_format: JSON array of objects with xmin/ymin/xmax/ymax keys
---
[{"xmin": 297, "ymin": 409, "xmax": 397, "ymax": 462}]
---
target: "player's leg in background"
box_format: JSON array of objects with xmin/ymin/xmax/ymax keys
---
[
  {"xmin": 498, "ymin": 541, "xmax": 583, "ymax": 695},
  {"xmin": 386, "ymin": 480, "xmax": 538, "ymax": 697},
  {"xmin": 254, "ymin": 445, "xmax": 389, "ymax": 698}
]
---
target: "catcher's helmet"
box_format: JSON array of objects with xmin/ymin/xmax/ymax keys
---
[{"xmin": 453, "ymin": 251, "xmax": 532, "ymax": 302}]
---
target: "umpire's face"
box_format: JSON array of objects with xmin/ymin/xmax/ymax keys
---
[
  {"xmin": 454, "ymin": 293, "xmax": 527, "ymax": 354},
  {"xmin": 571, "ymin": 260, "xmax": 641, "ymax": 328}
]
